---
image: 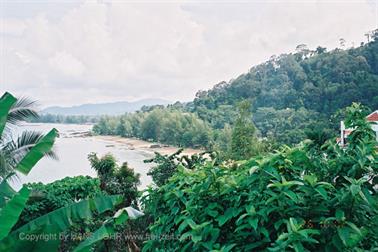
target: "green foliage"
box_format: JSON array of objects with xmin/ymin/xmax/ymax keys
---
[
  {"xmin": 0, "ymin": 92, "xmax": 57, "ymax": 179},
  {"xmin": 0, "ymin": 186, "xmax": 30, "ymax": 240},
  {"xmin": 88, "ymin": 153, "xmax": 140, "ymax": 206},
  {"xmin": 145, "ymin": 149, "xmax": 184, "ymax": 187},
  {"xmin": 74, "ymin": 207, "xmax": 144, "ymax": 252},
  {"xmin": 231, "ymin": 101, "xmax": 259, "ymax": 160},
  {"xmin": 0, "ymin": 92, "xmax": 17, "ymax": 135},
  {"xmin": 19, "ymin": 176, "xmax": 101, "ymax": 225},
  {"xmin": 141, "ymin": 103, "xmax": 378, "ymax": 251},
  {"xmin": 0, "ymin": 176, "xmax": 16, "ymax": 208},
  {"xmin": 145, "ymin": 149, "xmax": 211, "ymax": 187},
  {"xmin": 191, "ymin": 34, "xmax": 378, "ymax": 145},
  {"xmin": 93, "ymin": 109, "xmax": 213, "ymax": 149},
  {"xmin": 212, "ymin": 124, "xmax": 233, "ymax": 160},
  {"xmin": 16, "ymin": 129, "xmax": 58, "ymax": 175},
  {"xmin": 93, "ymin": 32, "xmax": 378, "ymax": 149},
  {"xmin": 344, "ymin": 102, "xmax": 376, "ymax": 146},
  {"xmin": 0, "ymin": 194, "xmax": 123, "ymax": 251},
  {"xmin": 0, "ymin": 92, "xmax": 144, "ymax": 251}
]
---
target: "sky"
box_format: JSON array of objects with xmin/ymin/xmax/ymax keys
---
[{"xmin": 0, "ymin": 0, "xmax": 377, "ymax": 108}]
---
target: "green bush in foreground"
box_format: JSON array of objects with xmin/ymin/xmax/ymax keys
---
[
  {"xmin": 18, "ymin": 176, "xmax": 101, "ymax": 226},
  {"xmin": 142, "ymin": 103, "xmax": 377, "ymax": 251}
]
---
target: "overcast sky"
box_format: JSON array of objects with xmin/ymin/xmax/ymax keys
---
[{"xmin": 1, "ymin": 0, "xmax": 377, "ymax": 107}]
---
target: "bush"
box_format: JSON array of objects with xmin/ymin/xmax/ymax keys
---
[
  {"xmin": 88, "ymin": 153, "xmax": 140, "ymax": 206},
  {"xmin": 19, "ymin": 176, "xmax": 101, "ymax": 226},
  {"xmin": 141, "ymin": 103, "xmax": 377, "ymax": 251}
]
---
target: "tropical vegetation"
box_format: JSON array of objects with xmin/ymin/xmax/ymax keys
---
[
  {"xmin": 141, "ymin": 103, "xmax": 377, "ymax": 251},
  {"xmin": 93, "ymin": 30, "xmax": 378, "ymax": 150},
  {"xmin": 0, "ymin": 93, "xmax": 144, "ymax": 252},
  {"xmin": 1, "ymin": 30, "xmax": 377, "ymax": 252}
]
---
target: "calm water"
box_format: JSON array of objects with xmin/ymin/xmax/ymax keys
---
[{"xmin": 11, "ymin": 123, "xmax": 154, "ymax": 190}]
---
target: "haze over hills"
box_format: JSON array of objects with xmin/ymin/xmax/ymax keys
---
[{"xmin": 41, "ymin": 98, "xmax": 171, "ymax": 115}]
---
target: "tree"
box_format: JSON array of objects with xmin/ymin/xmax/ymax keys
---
[
  {"xmin": 231, "ymin": 100, "xmax": 258, "ymax": 160},
  {"xmin": 142, "ymin": 103, "xmax": 378, "ymax": 251},
  {"xmin": 145, "ymin": 149, "xmax": 184, "ymax": 187},
  {"xmin": 213, "ymin": 124, "xmax": 233, "ymax": 159},
  {"xmin": 115, "ymin": 117, "xmax": 127, "ymax": 137},
  {"xmin": 0, "ymin": 92, "xmax": 143, "ymax": 252},
  {"xmin": 140, "ymin": 110, "xmax": 162, "ymax": 141},
  {"xmin": 145, "ymin": 149, "xmax": 210, "ymax": 187},
  {"xmin": 0, "ymin": 93, "xmax": 57, "ymax": 179},
  {"xmin": 316, "ymin": 46, "xmax": 327, "ymax": 54},
  {"xmin": 88, "ymin": 153, "xmax": 140, "ymax": 206},
  {"xmin": 339, "ymin": 38, "xmax": 346, "ymax": 48}
]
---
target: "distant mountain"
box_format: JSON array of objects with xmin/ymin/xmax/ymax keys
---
[{"xmin": 41, "ymin": 98, "xmax": 171, "ymax": 115}]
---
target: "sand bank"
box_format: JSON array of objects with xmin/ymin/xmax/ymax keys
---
[{"xmin": 93, "ymin": 135, "xmax": 203, "ymax": 156}]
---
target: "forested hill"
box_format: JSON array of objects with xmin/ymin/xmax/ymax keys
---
[
  {"xmin": 189, "ymin": 34, "xmax": 378, "ymax": 142},
  {"xmin": 93, "ymin": 32, "xmax": 378, "ymax": 148}
]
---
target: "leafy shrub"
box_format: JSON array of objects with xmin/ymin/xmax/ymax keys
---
[
  {"xmin": 18, "ymin": 176, "xmax": 101, "ymax": 226},
  {"xmin": 88, "ymin": 153, "xmax": 140, "ymax": 206},
  {"xmin": 142, "ymin": 103, "xmax": 377, "ymax": 251},
  {"xmin": 145, "ymin": 149, "xmax": 213, "ymax": 187}
]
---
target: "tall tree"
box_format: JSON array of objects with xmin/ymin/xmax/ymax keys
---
[{"xmin": 231, "ymin": 100, "xmax": 258, "ymax": 160}]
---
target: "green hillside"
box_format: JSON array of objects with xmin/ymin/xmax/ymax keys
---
[
  {"xmin": 94, "ymin": 31, "xmax": 378, "ymax": 148},
  {"xmin": 190, "ymin": 33, "xmax": 378, "ymax": 144}
]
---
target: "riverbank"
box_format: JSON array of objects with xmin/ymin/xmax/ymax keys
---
[{"xmin": 94, "ymin": 135, "xmax": 203, "ymax": 156}]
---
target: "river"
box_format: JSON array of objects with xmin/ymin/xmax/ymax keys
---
[{"xmin": 11, "ymin": 123, "xmax": 155, "ymax": 190}]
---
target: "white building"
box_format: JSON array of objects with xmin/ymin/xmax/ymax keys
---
[{"xmin": 340, "ymin": 110, "xmax": 378, "ymax": 146}]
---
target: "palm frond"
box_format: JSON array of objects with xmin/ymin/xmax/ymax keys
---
[
  {"xmin": 16, "ymin": 130, "xmax": 44, "ymax": 148},
  {"xmin": 7, "ymin": 97, "xmax": 39, "ymax": 125},
  {"xmin": 6, "ymin": 131, "xmax": 58, "ymax": 166}
]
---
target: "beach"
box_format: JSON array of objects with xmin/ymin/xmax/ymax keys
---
[{"xmin": 94, "ymin": 135, "xmax": 203, "ymax": 156}]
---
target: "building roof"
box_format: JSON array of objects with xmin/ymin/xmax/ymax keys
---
[{"xmin": 367, "ymin": 110, "xmax": 378, "ymax": 122}]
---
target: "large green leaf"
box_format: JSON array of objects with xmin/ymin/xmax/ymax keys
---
[
  {"xmin": 7, "ymin": 224, "xmax": 62, "ymax": 252},
  {"xmin": 74, "ymin": 207, "xmax": 144, "ymax": 252},
  {"xmin": 0, "ymin": 194, "xmax": 123, "ymax": 251},
  {"xmin": 0, "ymin": 186, "xmax": 30, "ymax": 240},
  {"xmin": 16, "ymin": 194, "xmax": 121, "ymax": 233},
  {"xmin": 15, "ymin": 128, "xmax": 58, "ymax": 175},
  {"xmin": 0, "ymin": 179, "xmax": 16, "ymax": 208},
  {"xmin": 23, "ymin": 224, "xmax": 61, "ymax": 252},
  {"xmin": 0, "ymin": 92, "xmax": 17, "ymax": 136},
  {"xmin": 74, "ymin": 225, "xmax": 114, "ymax": 252}
]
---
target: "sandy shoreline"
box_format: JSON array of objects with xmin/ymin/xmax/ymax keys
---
[{"xmin": 93, "ymin": 135, "xmax": 203, "ymax": 156}]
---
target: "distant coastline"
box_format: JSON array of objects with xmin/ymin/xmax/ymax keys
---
[{"xmin": 94, "ymin": 135, "xmax": 202, "ymax": 156}]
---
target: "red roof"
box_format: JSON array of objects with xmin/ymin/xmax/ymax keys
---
[{"xmin": 367, "ymin": 111, "xmax": 378, "ymax": 122}]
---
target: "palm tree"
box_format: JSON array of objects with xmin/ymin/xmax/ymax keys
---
[
  {"xmin": 0, "ymin": 93, "xmax": 144, "ymax": 251},
  {"xmin": 0, "ymin": 93, "xmax": 57, "ymax": 179}
]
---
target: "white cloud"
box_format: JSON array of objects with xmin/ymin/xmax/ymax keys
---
[
  {"xmin": 48, "ymin": 51, "xmax": 86, "ymax": 77},
  {"xmin": 0, "ymin": 18, "xmax": 25, "ymax": 36},
  {"xmin": 0, "ymin": 0, "xmax": 377, "ymax": 107}
]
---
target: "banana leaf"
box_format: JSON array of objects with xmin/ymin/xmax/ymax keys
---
[
  {"xmin": 0, "ymin": 186, "xmax": 30, "ymax": 240},
  {"xmin": 15, "ymin": 128, "xmax": 58, "ymax": 175},
  {"xmin": 4, "ymin": 224, "xmax": 61, "ymax": 252},
  {"xmin": 74, "ymin": 207, "xmax": 144, "ymax": 252},
  {"xmin": 0, "ymin": 179, "xmax": 17, "ymax": 208},
  {"xmin": 22, "ymin": 224, "xmax": 61, "ymax": 252},
  {"xmin": 74, "ymin": 224, "xmax": 115, "ymax": 252},
  {"xmin": 0, "ymin": 92, "xmax": 16, "ymax": 136},
  {"xmin": 0, "ymin": 194, "xmax": 123, "ymax": 251}
]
